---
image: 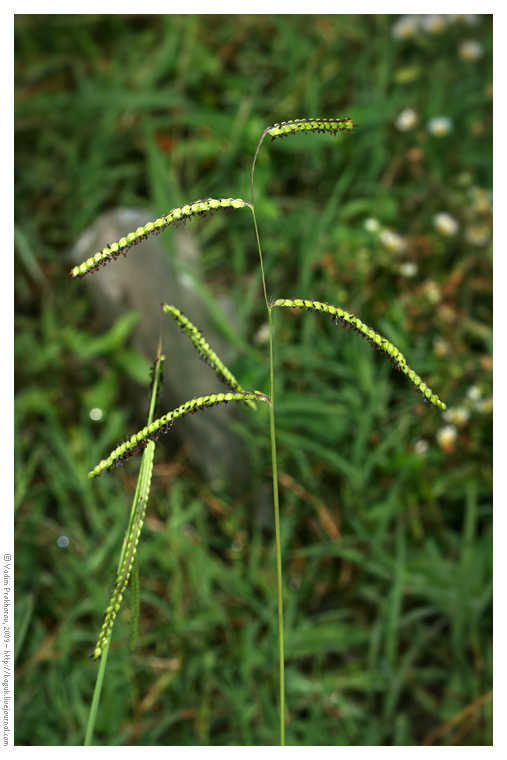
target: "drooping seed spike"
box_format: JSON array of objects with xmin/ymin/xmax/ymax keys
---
[
  {"xmin": 270, "ymin": 298, "xmax": 446, "ymax": 411},
  {"xmin": 265, "ymin": 118, "xmax": 357, "ymax": 142},
  {"xmin": 162, "ymin": 304, "xmax": 256, "ymax": 410},
  {"xmin": 69, "ymin": 198, "xmax": 251, "ymax": 278},
  {"xmin": 88, "ymin": 391, "xmax": 270, "ymax": 478}
]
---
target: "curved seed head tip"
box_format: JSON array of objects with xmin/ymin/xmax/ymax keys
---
[
  {"xmin": 69, "ymin": 198, "xmax": 249, "ymax": 278},
  {"xmin": 271, "ymin": 297, "xmax": 446, "ymax": 412}
]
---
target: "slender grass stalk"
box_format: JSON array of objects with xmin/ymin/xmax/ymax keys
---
[{"xmin": 250, "ymin": 130, "xmax": 285, "ymax": 746}]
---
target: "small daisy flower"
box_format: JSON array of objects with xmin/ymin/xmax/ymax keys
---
[
  {"xmin": 421, "ymin": 15, "xmax": 447, "ymax": 34},
  {"xmin": 427, "ymin": 117, "xmax": 453, "ymax": 137},
  {"xmin": 465, "ymin": 224, "xmax": 490, "ymax": 246},
  {"xmin": 399, "ymin": 261, "xmax": 418, "ymax": 277},
  {"xmin": 437, "ymin": 425, "xmax": 458, "ymax": 452},
  {"xmin": 413, "ymin": 439, "xmax": 429, "ymax": 455},
  {"xmin": 458, "ymin": 40, "xmax": 484, "ymax": 62},
  {"xmin": 466, "ymin": 385, "xmax": 482, "ymax": 403},
  {"xmin": 433, "ymin": 336, "xmax": 450, "ymax": 357},
  {"xmin": 364, "ymin": 218, "xmax": 381, "ymax": 233},
  {"xmin": 392, "ymin": 16, "xmax": 419, "ymax": 39},
  {"xmin": 443, "ymin": 407, "xmax": 470, "ymax": 426},
  {"xmin": 476, "ymin": 397, "xmax": 493, "ymax": 414},
  {"xmin": 468, "ymin": 187, "xmax": 492, "ymax": 215},
  {"xmin": 434, "ymin": 212, "xmax": 459, "ymax": 236},
  {"xmin": 379, "ymin": 229, "xmax": 407, "ymax": 253},
  {"xmin": 395, "ymin": 108, "xmax": 418, "ymax": 132},
  {"xmin": 253, "ymin": 322, "xmax": 270, "ymax": 345},
  {"xmin": 423, "ymin": 281, "xmax": 442, "ymax": 304}
]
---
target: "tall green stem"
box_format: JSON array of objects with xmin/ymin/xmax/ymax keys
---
[{"xmin": 251, "ymin": 132, "xmax": 285, "ymax": 746}]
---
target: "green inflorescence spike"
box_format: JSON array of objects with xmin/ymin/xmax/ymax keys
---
[
  {"xmin": 270, "ymin": 298, "xmax": 446, "ymax": 411},
  {"xmin": 162, "ymin": 304, "xmax": 257, "ymax": 410},
  {"xmin": 265, "ymin": 118, "xmax": 357, "ymax": 141},
  {"xmin": 88, "ymin": 391, "xmax": 270, "ymax": 479},
  {"xmin": 69, "ymin": 197, "xmax": 251, "ymax": 279}
]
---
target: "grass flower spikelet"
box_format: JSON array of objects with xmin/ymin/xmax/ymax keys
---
[
  {"xmin": 88, "ymin": 391, "xmax": 270, "ymax": 478},
  {"xmin": 163, "ymin": 304, "xmax": 256, "ymax": 410},
  {"xmin": 265, "ymin": 118, "xmax": 356, "ymax": 141},
  {"xmin": 69, "ymin": 198, "xmax": 250, "ymax": 278},
  {"xmin": 270, "ymin": 298, "xmax": 447, "ymax": 411}
]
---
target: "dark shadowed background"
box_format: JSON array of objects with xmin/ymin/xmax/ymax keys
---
[{"xmin": 15, "ymin": 14, "xmax": 492, "ymax": 746}]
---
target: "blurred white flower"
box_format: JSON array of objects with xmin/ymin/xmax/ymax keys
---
[
  {"xmin": 413, "ymin": 439, "xmax": 429, "ymax": 455},
  {"xmin": 466, "ymin": 385, "xmax": 482, "ymax": 402},
  {"xmin": 424, "ymin": 281, "xmax": 442, "ymax": 304},
  {"xmin": 443, "ymin": 407, "xmax": 470, "ymax": 426},
  {"xmin": 465, "ymin": 224, "xmax": 490, "ymax": 246},
  {"xmin": 476, "ymin": 397, "xmax": 493, "ymax": 413},
  {"xmin": 392, "ymin": 16, "xmax": 419, "ymax": 39},
  {"xmin": 421, "ymin": 15, "xmax": 447, "ymax": 34},
  {"xmin": 399, "ymin": 261, "xmax": 418, "ymax": 277},
  {"xmin": 395, "ymin": 108, "xmax": 418, "ymax": 131},
  {"xmin": 364, "ymin": 218, "xmax": 381, "ymax": 233},
  {"xmin": 434, "ymin": 212, "xmax": 459, "ymax": 236},
  {"xmin": 379, "ymin": 229, "xmax": 407, "ymax": 253},
  {"xmin": 449, "ymin": 14, "xmax": 481, "ymax": 26},
  {"xmin": 433, "ymin": 336, "xmax": 450, "ymax": 357},
  {"xmin": 253, "ymin": 322, "xmax": 270, "ymax": 345},
  {"xmin": 437, "ymin": 425, "xmax": 458, "ymax": 452},
  {"xmin": 459, "ymin": 40, "xmax": 484, "ymax": 62},
  {"xmin": 468, "ymin": 186, "xmax": 492, "ymax": 214},
  {"xmin": 427, "ymin": 117, "xmax": 453, "ymax": 137}
]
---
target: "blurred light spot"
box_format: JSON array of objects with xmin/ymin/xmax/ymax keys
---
[
  {"xmin": 399, "ymin": 261, "xmax": 418, "ymax": 278},
  {"xmin": 434, "ymin": 213, "xmax": 459, "ymax": 236},
  {"xmin": 458, "ymin": 40, "xmax": 484, "ymax": 61},
  {"xmin": 90, "ymin": 408, "xmax": 103, "ymax": 421},
  {"xmin": 57, "ymin": 536, "xmax": 70, "ymax": 548},
  {"xmin": 395, "ymin": 108, "xmax": 418, "ymax": 132},
  {"xmin": 231, "ymin": 539, "xmax": 243, "ymax": 552},
  {"xmin": 364, "ymin": 218, "xmax": 380, "ymax": 233},
  {"xmin": 427, "ymin": 117, "xmax": 453, "ymax": 137},
  {"xmin": 413, "ymin": 439, "xmax": 429, "ymax": 456}
]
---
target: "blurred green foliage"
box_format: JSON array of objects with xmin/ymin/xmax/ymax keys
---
[{"xmin": 15, "ymin": 14, "xmax": 492, "ymax": 746}]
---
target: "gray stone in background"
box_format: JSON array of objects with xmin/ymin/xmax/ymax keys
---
[{"xmin": 69, "ymin": 208, "xmax": 252, "ymax": 491}]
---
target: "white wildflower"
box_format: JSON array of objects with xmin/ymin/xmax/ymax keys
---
[
  {"xmin": 379, "ymin": 229, "xmax": 407, "ymax": 253},
  {"xmin": 433, "ymin": 336, "xmax": 450, "ymax": 357},
  {"xmin": 424, "ymin": 281, "xmax": 442, "ymax": 304},
  {"xmin": 395, "ymin": 108, "xmax": 418, "ymax": 132},
  {"xmin": 476, "ymin": 397, "xmax": 493, "ymax": 413},
  {"xmin": 253, "ymin": 322, "xmax": 270, "ymax": 345},
  {"xmin": 392, "ymin": 16, "xmax": 419, "ymax": 39},
  {"xmin": 465, "ymin": 224, "xmax": 490, "ymax": 246},
  {"xmin": 459, "ymin": 40, "xmax": 484, "ymax": 62},
  {"xmin": 399, "ymin": 261, "xmax": 418, "ymax": 277},
  {"xmin": 466, "ymin": 385, "xmax": 482, "ymax": 402},
  {"xmin": 427, "ymin": 117, "xmax": 453, "ymax": 137},
  {"xmin": 434, "ymin": 212, "xmax": 459, "ymax": 236},
  {"xmin": 413, "ymin": 439, "xmax": 429, "ymax": 455},
  {"xmin": 443, "ymin": 407, "xmax": 470, "ymax": 426},
  {"xmin": 437, "ymin": 425, "xmax": 458, "ymax": 451},
  {"xmin": 468, "ymin": 186, "xmax": 492, "ymax": 214},
  {"xmin": 421, "ymin": 15, "xmax": 447, "ymax": 34}
]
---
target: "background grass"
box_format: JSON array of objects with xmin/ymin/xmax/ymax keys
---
[{"xmin": 14, "ymin": 14, "xmax": 492, "ymax": 746}]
